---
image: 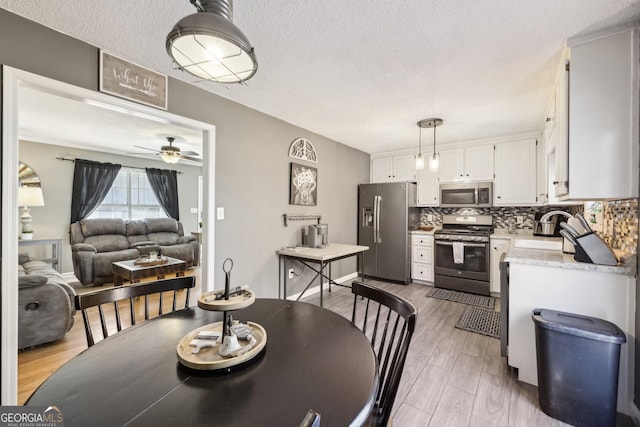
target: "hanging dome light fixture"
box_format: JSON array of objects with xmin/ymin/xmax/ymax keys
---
[
  {"xmin": 166, "ymin": 0, "xmax": 258, "ymax": 84},
  {"xmin": 417, "ymin": 118, "xmax": 443, "ymax": 172}
]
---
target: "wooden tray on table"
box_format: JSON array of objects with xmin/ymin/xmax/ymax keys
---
[{"xmin": 176, "ymin": 321, "xmax": 267, "ymax": 370}]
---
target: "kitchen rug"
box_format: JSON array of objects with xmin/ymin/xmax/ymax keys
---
[
  {"xmin": 455, "ymin": 306, "xmax": 501, "ymax": 339},
  {"xmin": 426, "ymin": 288, "xmax": 496, "ymax": 310}
]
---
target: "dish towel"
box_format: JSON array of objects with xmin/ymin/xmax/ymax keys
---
[{"xmin": 453, "ymin": 242, "xmax": 465, "ymax": 264}]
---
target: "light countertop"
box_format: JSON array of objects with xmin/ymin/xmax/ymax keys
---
[
  {"xmin": 505, "ymin": 243, "xmax": 636, "ymax": 277},
  {"xmin": 410, "ymin": 228, "xmax": 438, "ymax": 235}
]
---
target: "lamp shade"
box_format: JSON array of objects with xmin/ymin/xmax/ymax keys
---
[
  {"xmin": 18, "ymin": 186, "xmax": 45, "ymax": 207},
  {"xmin": 166, "ymin": 0, "xmax": 257, "ymax": 84},
  {"xmin": 429, "ymin": 153, "xmax": 440, "ymax": 172}
]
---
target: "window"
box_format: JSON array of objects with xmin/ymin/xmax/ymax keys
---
[{"xmin": 88, "ymin": 168, "xmax": 167, "ymax": 220}]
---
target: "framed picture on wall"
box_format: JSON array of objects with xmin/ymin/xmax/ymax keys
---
[
  {"xmin": 99, "ymin": 50, "xmax": 168, "ymax": 110},
  {"xmin": 289, "ymin": 162, "xmax": 317, "ymax": 206}
]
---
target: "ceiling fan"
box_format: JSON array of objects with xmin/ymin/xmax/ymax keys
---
[{"xmin": 133, "ymin": 137, "xmax": 201, "ymax": 164}]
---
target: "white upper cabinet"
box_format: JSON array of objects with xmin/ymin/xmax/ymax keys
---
[
  {"xmin": 437, "ymin": 148, "xmax": 464, "ymax": 182},
  {"xmin": 494, "ymin": 139, "xmax": 537, "ymax": 206},
  {"xmin": 438, "ymin": 145, "xmax": 494, "ymax": 183},
  {"xmin": 464, "ymin": 145, "xmax": 495, "ymax": 181},
  {"xmin": 393, "ymin": 154, "xmax": 418, "ymax": 182},
  {"xmin": 416, "ymin": 169, "xmax": 439, "ymax": 206},
  {"xmin": 555, "ymin": 23, "xmax": 639, "ymax": 200},
  {"xmin": 371, "ymin": 153, "xmax": 417, "ymax": 183},
  {"xmin": 371, "ymin": 156, "xmax": 394, "ymax": 182}
]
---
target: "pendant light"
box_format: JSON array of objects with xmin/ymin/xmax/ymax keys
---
[
  {"xmin": 166, "ymin": 0, "xmax": 258, "ymax": 84},
  {"xmin": 415, "ymin": 123, "xmax": 425, "ymax": 170},
  {"xmin": 417, "ymin": 118, "xmax": 443, "ymax": 172}
]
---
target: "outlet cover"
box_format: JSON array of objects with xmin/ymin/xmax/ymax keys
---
[
  {"xmin": 516, "ymin": 216, "xmax": 524, "ymax": 224},
  {"xmin": 216, "ymin": 207, "xmax": 225, "ymax": 220}
]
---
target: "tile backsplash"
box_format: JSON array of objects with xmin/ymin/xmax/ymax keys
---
[
  {"xmin": 601, "ymin": 198, "xmax": 638, "ymax": 254},
  {"xmin": 420, "ymin": 199, "xmax": 638, "ymax": 254},
  {"xmin": 419, "ymin": 206, "xmax": 578, "ymax": 231}
]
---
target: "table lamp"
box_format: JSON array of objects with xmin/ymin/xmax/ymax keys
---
[{"xmin": 18, "ymin": 186, "xmax": 45, "ymax": 239}]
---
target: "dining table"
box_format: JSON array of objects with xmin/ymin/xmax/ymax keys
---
[{"xmin": 27, "ymin": 298, "xmax": 378, "ymax": 426}]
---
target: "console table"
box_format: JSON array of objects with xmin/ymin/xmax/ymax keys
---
[
  {"xmin": 277, "ymin": 243, "xmax": 369, "ymax": 306},
  {"xmin": 18, "ymin": 238, "xmax": 62, "ymax": 272}
]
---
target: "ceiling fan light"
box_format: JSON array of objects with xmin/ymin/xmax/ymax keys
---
[
  {"xmin": 166, "ymin": 1, "xmax": 257, "ymax": 84},
  {"xmin": 161, "ymin": 152, "xmax": 181, "ymax": 164}
]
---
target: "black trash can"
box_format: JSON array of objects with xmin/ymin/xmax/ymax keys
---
[{"xmin": 532, "ymin": 308, "xmax": 626, "ymax": 427}]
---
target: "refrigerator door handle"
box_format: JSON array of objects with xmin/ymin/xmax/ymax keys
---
[
  {"xmin": 373, "ymin": 196, "xmax": 378, "ymax": 244},
  {"xmin": 376, "ymin": 195, "xmax": 382, "ymax": 244}
]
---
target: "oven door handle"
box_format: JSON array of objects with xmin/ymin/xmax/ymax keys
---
[{"xmin": 435, "ymin": 241, "xmax": 486, "ymax": 248}]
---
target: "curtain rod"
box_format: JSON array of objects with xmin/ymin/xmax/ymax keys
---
[{"xmin": 56, "ymin": 156, "xmax": 183, "ymax": 174}]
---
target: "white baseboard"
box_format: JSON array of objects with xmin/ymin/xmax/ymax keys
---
[{"xmin": 286, "ymin": 272, "xmax": 359, "ymax": 301}]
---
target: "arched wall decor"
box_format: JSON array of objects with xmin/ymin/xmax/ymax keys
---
[{"xmin": 288, "ymin": 138, "xmax": 317, "ymax": 163}]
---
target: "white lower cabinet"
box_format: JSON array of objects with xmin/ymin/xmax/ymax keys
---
[
  {"xmin": 489, "ymin": 237, "xmax": 510, "ymax": 294},
  {"xmin": 411, "ymin": 234, "xmax": 433, "ymax": 282},
  {"xmin": 507, "ymin": 262, "xmax": 635, "ymax": 414}
]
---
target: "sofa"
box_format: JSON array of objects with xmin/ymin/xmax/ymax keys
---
[
  {"xmin": 70, "ymin": 218, "xmax": 199, "ymax": 287},
  {"xmin": 19, "ymin": 254, "xmax": 76, "ymax": 349}
]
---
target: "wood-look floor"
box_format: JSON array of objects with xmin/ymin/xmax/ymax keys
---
[
  {"xmin": 300, "ymin": 281, "xmax": 575, "ymax": 427},
  {"xmin": 17, "ymin": 277, "xmax": 630, "ymax": 426}
]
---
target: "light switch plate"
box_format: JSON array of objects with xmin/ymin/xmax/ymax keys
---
[
  {"xmin": 190, "ymin": 207, "xmax": 198, "ymax": 214},
  {"xmin": 216, "ymin": 207, "xmax": 225, "ymax": 220}
]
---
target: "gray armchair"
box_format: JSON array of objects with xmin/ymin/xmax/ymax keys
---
[{"xmin": 19, "ymin": 255, "xmax": 76, "ymax": 349}]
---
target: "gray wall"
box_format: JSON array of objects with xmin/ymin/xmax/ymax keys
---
[
  {"xmin": 0, "ymin": 9, "xmax": 370, "ymax": 297},
  {"xmin": 18, "ymin": 140, "xmax": 202, "ymax": 274}
]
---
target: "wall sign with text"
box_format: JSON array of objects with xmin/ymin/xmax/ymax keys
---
[{"xmin": 99, "ymin": 50, "xmax": 168, "ymax": 110}]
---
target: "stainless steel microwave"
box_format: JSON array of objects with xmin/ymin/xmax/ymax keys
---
[{"xmin": 440, "ymin": 182, "xmax": 493, "ymax": 208}]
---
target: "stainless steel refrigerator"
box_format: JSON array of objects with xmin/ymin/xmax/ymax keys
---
[{"xmin": 358, "ymin": 182, "xmax": 419, "ymax": 284}]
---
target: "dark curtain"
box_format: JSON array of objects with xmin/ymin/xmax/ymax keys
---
[
  {"xmin": 145, "ymin": 168, "xmax": 179, "ymax": 220},
  {"xmin": 70, "ymin": 159, "xmax": 121, "ymax": 223}
]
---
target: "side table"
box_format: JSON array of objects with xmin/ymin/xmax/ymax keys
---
[{"xmin": 18, "ymin": 238, "xmax": 62, "ymax": 273}]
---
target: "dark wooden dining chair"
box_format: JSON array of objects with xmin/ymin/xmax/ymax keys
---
[
  {"xmin": 351, "ymin": 280, "xmax": 417, "ymax": 427},
  {"xmin": 299, "ymin": 409, "xmax": 321, "ymax": 427},
  {"xmin": 75, "ymin": 276, "xmax": 195, "ymax": 346}
]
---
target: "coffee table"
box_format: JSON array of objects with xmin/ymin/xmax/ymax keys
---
[{"xmin": 112, "ymin": 257, "xmax": 187, "ymax": 286}]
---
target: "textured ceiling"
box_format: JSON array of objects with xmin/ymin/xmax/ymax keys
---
[{"xmin": 2, "ymin": 0, "xmax": 640, "ymax": 154}]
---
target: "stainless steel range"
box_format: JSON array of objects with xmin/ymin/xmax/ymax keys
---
[{"xmin": 434, "ymin": 214, "xmax": 493, "ymax": 296}]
